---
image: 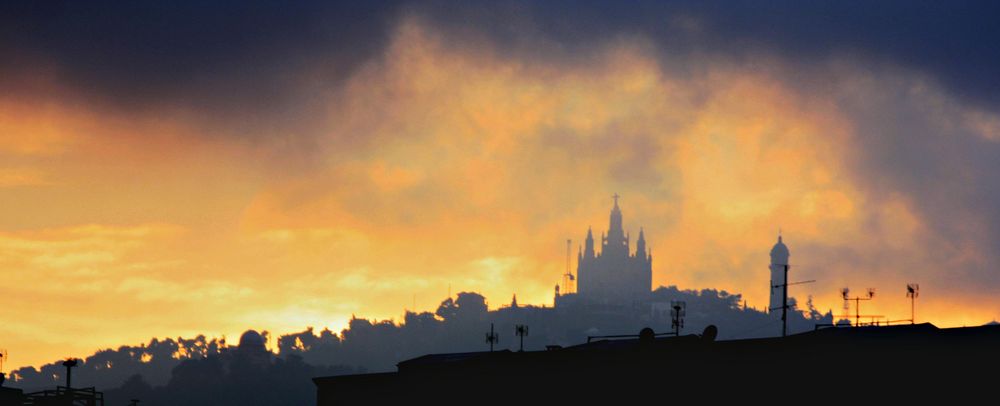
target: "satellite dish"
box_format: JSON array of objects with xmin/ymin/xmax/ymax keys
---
[
  {"xmin": 701, "ymin": 325, "xmax": 718, "ymax": 342},
  {"xmin": 638, "ymin": 327, "xmax": 655, "ymax": 342}
]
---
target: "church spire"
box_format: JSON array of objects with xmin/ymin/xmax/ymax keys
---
[
  {"xmin": 584, "ymin": 227, "xmax": 595, "ymax": 258},
  {"xmin": 605, "ymin": 193, "xmax": 626, "ymax": 256},
  {"xmin": 636, "ymin": 227, "xmax": 646, "ymax": 258}
]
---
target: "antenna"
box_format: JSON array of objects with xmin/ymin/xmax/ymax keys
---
[
  {"xmin": 561, "ymin": 239, "xmax": 575, "ymax": 295},
  {"xmin": 841, "ymin": 287, "xmax": 850, "ymax": 318},
  {"xmin": 514, "ymin": 325, "xmax": 529, "ymax": 352},
  {"xmin": 566, "ymin": 239, "xmax": 571, "ymax": 275},
  {"xmin": 485, "ymin": 323, "xmax": 499, "ymax": 352},
  {"xmin": 769, "ymin": 264, "xmax": 815, "ymax": 336},
  {"xmin": 841, "ymin": 287, "xmax": 876, "ymax": 326},
  {"xmin": 671, "ymin": 300, "xmax": 686, "ymax": 336},
  {"xmin": 906, "ymin": 283, "xmax": 920, "ymax": 324}
]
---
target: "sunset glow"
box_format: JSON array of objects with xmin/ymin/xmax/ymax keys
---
[{"xmin": 3, "ymin": 4, "xmax": 1000, "ymax": 371}]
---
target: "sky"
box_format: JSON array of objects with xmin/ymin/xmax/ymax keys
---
[{"xmin": 3, "ymin": 0, "xmax": 1000, "ymax": 369}]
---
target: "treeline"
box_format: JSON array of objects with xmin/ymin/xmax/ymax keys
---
[{"xmin": 8, "ymin": 286, "xmax": 831, "ymax": 405}]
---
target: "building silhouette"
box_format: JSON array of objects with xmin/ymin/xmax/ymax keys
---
[
  {"xmin": 313, "ymin": 323, "xmax": 1000, "ymax": 403},
  {"xmin": 564, "ymin": 195, "xmax": 652, "ymax": 307},
  {"xmin": 768, "ymin": 234, "xmax": 790, "ymax": 314},
  {"xmin": 0, "ymin": 366, "xmax": 105, "ymax": 406}
]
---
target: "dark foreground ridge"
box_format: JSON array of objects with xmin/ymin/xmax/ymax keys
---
[{"xmin": 314, "ymin": 323, "xmax": 1000, "ymax": 403}]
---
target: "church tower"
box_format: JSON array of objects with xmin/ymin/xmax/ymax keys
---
[
  {"xmin": 602, "ymin": 194, "xmax": 628, "ymax": 258},
  {"xmin": 768, "ymin": 234, "xmax": 790, "ymax": 314},
  {"xmin": 575, "ymin": 194, "xmax": 652, "ymax": 306}
]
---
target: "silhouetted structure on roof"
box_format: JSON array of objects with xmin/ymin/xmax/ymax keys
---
[
  {"xmin": 1, "ymin": 358, "xmax": 106, "ymax": 406},
  {"xmin": 314, "ymin": 323, "xmax": 1000, "ymax": 403}
]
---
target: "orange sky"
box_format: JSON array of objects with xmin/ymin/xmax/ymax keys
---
[{"xmin": 2, "ymin": 17, "xmax": 1000, "ymax": 370}]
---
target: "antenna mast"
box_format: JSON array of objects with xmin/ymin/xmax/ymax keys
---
[
  {"xmin": 485, "ymin": 323, "xmax": 499, "ymax": 352},
  {"xmin": 770, "ymin": 264, "xmax": 815, "ymax": 336},
  {"xmin": 841, "ymin": 287, "xmax": 876, "ymax": 326},
  {"xmin": 906, "ymin": 283, "xmax": 919, "ymax": 324},
  {"xmin": 515, "ymin": 325, "xmax": 529, "ymax": 352},
  {"xmin": 671, "ymin": 301, "xmax": 686, "ymax": 336},
  {"xmin": 562, "ymin": 239, "xmax": 575, "ymax": 294}
]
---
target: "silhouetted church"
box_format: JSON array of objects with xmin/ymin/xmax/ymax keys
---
[{"xmin": 569, "ymin": 195, "xmax": 652, "ymax": 306}]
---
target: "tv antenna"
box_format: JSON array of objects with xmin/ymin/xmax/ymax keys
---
[
  {"xmin": 841, "ymin": 290, "xmax": 850, "ymax": 319},
  {"xmin": 514, "ymin": 325, "xmax": 529, "ymax": 352},
  {"xmin": 770, "ymin": 264, "xmax": 816, "ymax": 336},
  {"xmin": 906, "ymin": 283, "xmax": 920, "ymax": 324},
  {"xmin": 485, "ymin": 323, "xmax": 499, "ymax": 352},
  {"xmin": 671, "ymin": 300, "xmax": 686, "ymax": 336},
  {"xmin": 842, "ymin": 287, "xmax": 876, "ymax": 326}
]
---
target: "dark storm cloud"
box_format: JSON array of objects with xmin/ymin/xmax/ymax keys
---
[
  {"xmin": 416, "ymin": 0, "xmax": 1000, "ymax": 109},
  {"xmin": 3, "ymin": 1, "xmax": 999, "ymax": 121},
  {"xmin": 0, "ymin": 0, "xmax": 401, "ymax": 133}
]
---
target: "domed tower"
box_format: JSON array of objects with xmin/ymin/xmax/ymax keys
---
[
  {"xmin": 768, "ymin": 235, "xmax": 790, "ymax": 314},
  {"xmin": 238, "ymin": 330, "xmax": 267, "ymax": 352},
  {"xmin": 236, "ymin": 330, "xmax": 271, "ymax": 362}
]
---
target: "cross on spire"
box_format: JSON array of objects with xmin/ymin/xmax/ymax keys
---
[{"xmin": 612, "ymin": 193, "xmax": 620, "ymax": 207}]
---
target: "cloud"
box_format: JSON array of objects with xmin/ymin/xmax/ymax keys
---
[
  {"xmin": 4, "ymin": 1, "xmax": 1000, "ymax": 139},
  {"xmin": 5, "ymin": 1, "xmax": 1000, "ymax": 370},
  {"xmin": 224, "ymin": 17, "xmax": 1000, "ymax": 325}
]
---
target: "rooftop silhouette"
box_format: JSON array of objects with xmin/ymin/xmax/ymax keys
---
[{"xmin": 315, "ymin": 322, "xmax": 1000, "ymax": 403}]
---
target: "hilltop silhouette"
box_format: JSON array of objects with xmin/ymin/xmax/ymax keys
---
[
  {"xmin": 1, "ymin": 197, "xmax": 834, "ymax": 405},
  {"xmin": 5, "ymin": 284, "xmax": 829, "ymax": 405}
]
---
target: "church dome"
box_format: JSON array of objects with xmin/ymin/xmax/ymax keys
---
[
  {"xmin": 770, "ymin": 235, "xmax": 790, "ymax": 262},
  {"xmin": 238, "ymin": 330, "xmax": 267, "ymax": 352}
]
